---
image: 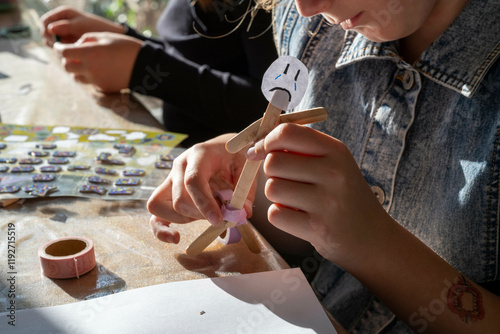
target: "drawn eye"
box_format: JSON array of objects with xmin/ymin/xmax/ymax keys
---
[
  {"xmin": 284, "ymin": 63, "xmax": 290, "ymax": 74},
  {"xmin": 275, "ymin": 63, "xmax": 291, "ymax": 80},
  {"xmin": 294, "ymin": 70, "xmax": 300, "ymax": 91}
]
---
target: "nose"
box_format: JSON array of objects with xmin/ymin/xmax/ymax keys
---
[{"xmin": 295, "ymin": 0, "xmax": 330, "ymax": 18}]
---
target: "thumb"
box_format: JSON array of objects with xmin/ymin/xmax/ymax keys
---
[
  {"xmin": 74, "ymin": 33, "xmax": 99, "ymax": 45},
  {"xmin": 48, "ymin": 20, "xmax": 76, "ymax": 37}
]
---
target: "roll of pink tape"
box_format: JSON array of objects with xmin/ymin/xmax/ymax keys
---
[
  {"xmin": 215, "ymin": 189, "xmax": 248, "ymax": 245},
  {"xmin": 38, "ymin": 236, "xmax": 96, "ymax": 279},
  {"xmin": 215, "ymin": 189, "xmax": 234, "ymax": 203},
  {"xmin": 218, "ymin": 227, "xmax": 242, "ymax": 245}
]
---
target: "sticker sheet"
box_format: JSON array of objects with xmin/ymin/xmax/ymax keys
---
[{"xmin": 0, "ymin": 124, "xmax": 187, "ymax": 201}]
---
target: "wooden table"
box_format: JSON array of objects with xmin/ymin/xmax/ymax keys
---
[
  {"xmin": 0, "ymin": 2, "xmax": 347, "ymax": 332},
  {"xmin": 0, "ymin": 0, "xmax": 288, "ymax": 312}
]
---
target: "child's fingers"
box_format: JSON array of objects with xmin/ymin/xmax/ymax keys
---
[
  {"xmin": 47, "ymin": 20, "xmax": 74, "ymax": 37},
  {"xmin": 265, "ymin": 177, "xmax": 317, "ymax": 212},
  {"xmin": 170, "ymin": 162, "xmax": 208, "ymax": 222},
  {"xmin": 247, "ymin": 123, "xmax": 337, "ymax": 160},
  {"xmin": 263, "ymin": 151, "xmax": 323, "ymax": 184},
  {"xmin": 183, "ymin": 154, "xmax": 223, "ymax": 226},
  {"xmin": 149, "ymin": 216, "xmax": 181, "ymax": 244},
  {"xmin": 62, "ymin": 58, "xmax": 84, "ymax": 74},
  {"xmin": 54, "ymin": 38, "xmax": 96, "ymax": 61},
  {"xmin": 40, "ymin": 6, "xmax": 78, "ymax": 25},
  {"xmin": 73, "ymin": 74, "xmax": 89, "ymax": 84},
  {"xmin": 267, "ymin": 203, "xmax": 315, "ymax": 241}
]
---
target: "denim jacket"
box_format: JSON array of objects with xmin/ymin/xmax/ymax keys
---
[{"xmin": 273, "ymin": 0, "xmax": 500, "ymax": 332}]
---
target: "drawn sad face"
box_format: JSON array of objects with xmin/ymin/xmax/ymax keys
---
[{"xmin": 261, "ymin": 56, "xmax": 309, "ymax": 111}]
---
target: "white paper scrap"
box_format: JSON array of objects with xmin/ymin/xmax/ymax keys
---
[{"xmin": 0, "ymin": 268, "xmax": 336, "ymax": 334}]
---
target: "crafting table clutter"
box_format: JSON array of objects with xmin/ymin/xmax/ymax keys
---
[
  {"xmin": 0, "ymin": 6, "xmax": 289, "ymax": 319},
  {"xmin": 0, "ymin": 123, "xmax": 187, "ymax": 204}
]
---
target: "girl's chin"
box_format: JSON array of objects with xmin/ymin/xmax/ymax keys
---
[{"xmin": 349, "ymin": 26, "xmax": 403, "ymax": 43}]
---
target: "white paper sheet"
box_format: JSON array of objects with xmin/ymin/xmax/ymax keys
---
[{"xmin": 1, "ymin": 268, "xmax": 336, "ymax": 333}]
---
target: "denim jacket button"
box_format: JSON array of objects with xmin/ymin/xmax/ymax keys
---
[
  {"xmin": 371, "ymin": 185, "xmax": 385, "ymax": 205},
  {"xmin": 402, "ymin": 70, "xmax": 415, "ymax": 90}
]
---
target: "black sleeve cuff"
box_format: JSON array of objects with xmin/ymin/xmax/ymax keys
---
[{"xmin": 122, "ymin": 23, "xmax": 164, "ymax": 46}]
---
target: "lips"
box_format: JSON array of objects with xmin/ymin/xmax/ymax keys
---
[{"xmin": 339, "ymin": 12, "xmax": 362, "ymax": 30}]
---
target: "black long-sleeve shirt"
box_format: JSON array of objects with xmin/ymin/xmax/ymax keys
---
[{"xmin": 126, "ymin": 0, "xmax": 277, "ymax": 145}]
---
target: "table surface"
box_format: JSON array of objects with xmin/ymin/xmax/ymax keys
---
[
  {"xmin": 0, "ymin": 2, "xmax": 348, "ymax": 333},
  {"xmin": 0, "ymin": 0, "xmax": 289, "ymax": 312}
]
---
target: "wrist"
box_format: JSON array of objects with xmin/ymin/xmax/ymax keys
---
[{"xmin": 325, "ymin": 208, "xmax": 399, "ymax": 274}]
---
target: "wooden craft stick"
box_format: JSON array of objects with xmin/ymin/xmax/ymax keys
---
[
  {"xmin": 236, "ymin": 224, "xmax": 261, "ymax": 253},
  {"xmin": 186, "ymin": 93, "xmax": 285, "ymax": 256},
  {"xmin": 185, "ymin": 220, "xmax": 236, "ymax": 257},
  {"xmin": 0, "ymin": 197, "xmax": 20, "ymax": 207},
  {"xmin": 225, "ymin": 93, "xmax": 286, "ymax": 254},
  {"xmin": 229, "ymin": 94, "xmax": 283, "ymax": 210},
  {"xmin": 226, "ymin": 107, "xmax": 328, "ymax": 154}
]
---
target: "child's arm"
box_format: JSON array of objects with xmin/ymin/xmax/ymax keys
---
[
  {"xmin": 247, "ymin": 122, "xmax": 500, "ymax": 333},
  {"xmin": 53, "ymin": 33, "xmax": 143, "ymax": 93},
  {"xmin": 41, "ymin": 6, "xmax": 125, "ymax": 46}
]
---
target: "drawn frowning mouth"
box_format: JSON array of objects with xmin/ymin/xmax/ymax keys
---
[{"xmin": 269, "ymin": 87, "xmax": 291, "ymax": 101}]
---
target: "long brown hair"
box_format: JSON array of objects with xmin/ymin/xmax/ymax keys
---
[{"xmin": 195, "ymin": 0, "xmax": 274, "ymax": 12}]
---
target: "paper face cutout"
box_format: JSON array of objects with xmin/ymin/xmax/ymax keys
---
[{"xmin": 261, "ymin": 56, "xmax": 309, "ymax": 111}]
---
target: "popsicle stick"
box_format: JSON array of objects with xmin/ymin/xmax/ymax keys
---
[
  {"xmin": 226, "ymin": 107, "xmax": 328, "ymax": 154},
  {"xmin": 229, "ymin": 94, "xmax": 283, "ymax": 210},
  {"xmin": 185, "ymin": 220, "xmax": 236, "ymax": 257},
  {"xmin": 0, "ymin": 197, "xmax": 20, "ymax": 207},
  {"xmin": 186, "ymin": 93, "xmax": 285, "ymax": 256},
  {"xmin": 237, "ymin": 224, "xmax": 261, "ymax": 254},
  {"xmin": 225, "ymin": 94, "xmax": 286, "ymax": 253}
]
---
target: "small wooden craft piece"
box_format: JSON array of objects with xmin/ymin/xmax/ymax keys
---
[
  {"xmin": 225, "ymin": 107, "xmax": 328, "ymax": 154},
  {"xmin": 186, "ymin": 56, "xmax": 328, "ymax": 257}
]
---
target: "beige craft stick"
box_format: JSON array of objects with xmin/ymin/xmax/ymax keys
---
[
  {"xmin": 186, "ymin": 95, "xmax": 283, "ymax": 256},
  {"xmin": 236, "ymin": 224, "xmax": 261, "ymax": 253},
  {"xmin": 226, "ymin": 107, "xmax": 328, "ymax": 154},
  {"xmin": 226, "ymin": 95, "xmax": 285, "ymax": 254},
  {"xmin": 185, "ymin": 220, "xmax": 236, "ymax": 257},
  {"xmin": 186, "ymin": 56, "xmax": 313, "ymax": 256},
  {"xmin": 229, "ymin": 95, "xmax": 283, "ymax": 210}
]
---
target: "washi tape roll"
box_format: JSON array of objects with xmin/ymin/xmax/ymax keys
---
[
  {"xmin": 219, "ymin": 227, "xmax": 242, "ymax": 245},
  {"xmin": 38, "ymin": 236, "xmax": 96, "ymax": 279},
  {"xmin": 216, "ymin": 189, "xmax": 248, "ymax": 245}
]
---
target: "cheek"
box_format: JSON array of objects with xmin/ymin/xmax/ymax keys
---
[
  {"xmin": 355, "ymin": 3, "xmax": 432, "ymax": 42},
  {"xmin": 353, "ymin": 0, "xmax": 436, "ymax": 40}
]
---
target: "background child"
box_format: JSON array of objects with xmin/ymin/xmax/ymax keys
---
[{"xmin": 41, "ymin": 0, "xmax": 277, "ymax": 145}]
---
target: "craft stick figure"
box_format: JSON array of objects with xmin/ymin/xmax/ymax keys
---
[{"xmin": 186, "ymin": 56, "xmax": 327, "ymax": 257}]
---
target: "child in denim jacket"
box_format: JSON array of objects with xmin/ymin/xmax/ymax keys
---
[{"xmin": 148, "ymin": 0, "xmax": 500, "ymax": 332}]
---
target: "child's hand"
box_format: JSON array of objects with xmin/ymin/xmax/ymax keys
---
[
  {"xmin": 53, "ymin": 32, "xmax": 143, "ymax": 93},
  {"xmin": 41, "ymin": 6, "xmax": 125, "ymax": 46},
  {"xmin": 147, "ymin": 134, "xmax": 255, "ymax": 244},
  {"xmin": 247, "ymin": 123, "xmax": 392, "ymax": 265}
]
